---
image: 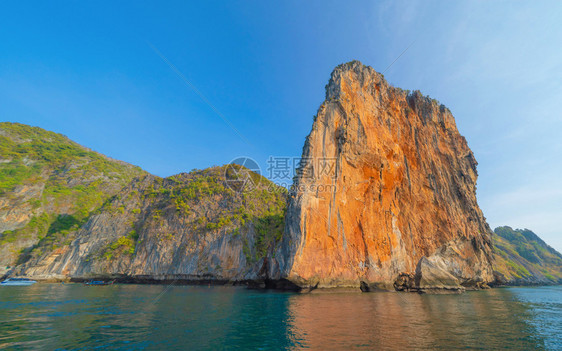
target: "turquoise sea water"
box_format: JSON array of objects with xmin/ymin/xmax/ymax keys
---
[{"xmin": 0, "ymin": 284, "xmax": 560, "ymax": 350}]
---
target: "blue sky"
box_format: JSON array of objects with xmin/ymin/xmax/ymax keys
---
[{"xmin": 1, "ymin": 1, "xmax": 561, "ymax": 251}]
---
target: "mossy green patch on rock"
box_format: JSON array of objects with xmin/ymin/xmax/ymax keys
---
[{"xmin": 104, "ymin": 231, "xmax": 138, "ymax": 260}]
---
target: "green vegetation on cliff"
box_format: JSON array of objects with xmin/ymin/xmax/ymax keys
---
[
  {"xmin": 0, "ymin": 122, "xmax": 146, "ymax": 267},
  {"xmin": 128, "ymin": 166, "xmax": 287, "ymax": 264},
  {"xmin": 493, "ymin": 226, "xmax": 562, "ymax": 285},
  {"xmin": 15, "ymin": 163, "xmax": 288, "ymax": 279},
  {"xmin": 103, "ymin": 230, "xmax": 138, "ymax": 260}
]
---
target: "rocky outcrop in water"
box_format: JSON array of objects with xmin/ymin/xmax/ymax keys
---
[
  {"xmin": 271, "ymin": 61, "xmax": 495, "ymax": 292},
  {"xmin": 4, "ymin": 63, "xmax": 561, "ymax": 291}
]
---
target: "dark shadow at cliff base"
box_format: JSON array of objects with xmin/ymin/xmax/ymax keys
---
[{"xmin": 65, "ymin": 276, "xmax": 307, "ymax": 292}]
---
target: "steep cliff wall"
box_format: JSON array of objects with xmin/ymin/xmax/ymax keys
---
[
  {"xmin": 17, "ymin": 167, "xmax": 286, "ymax": 282},
  {"xmin": 272, "ymin": 61, "xmax": 495, "ymax": 291}
]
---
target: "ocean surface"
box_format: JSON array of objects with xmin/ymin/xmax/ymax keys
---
[{"xmin": 0, "ymin": 284, "xmax": 560, "ymax": 350}]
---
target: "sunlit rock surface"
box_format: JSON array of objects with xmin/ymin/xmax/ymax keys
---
[{"xmin": 271, "ymin": 61, "xmax": 495, "ymax": 291}]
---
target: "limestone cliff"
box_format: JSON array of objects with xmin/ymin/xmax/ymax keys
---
[
  {"xmin": 16, "ymin": 167, "xmax": 286, "ymax": 282},
  {"xmin": 271, "ymin": 61, "xmax": 495, "ymax": 291}
]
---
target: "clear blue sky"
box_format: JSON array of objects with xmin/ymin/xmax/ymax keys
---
[{"xmin": 1, "ymin": 1, "xmax": 561, "ymax": 251}]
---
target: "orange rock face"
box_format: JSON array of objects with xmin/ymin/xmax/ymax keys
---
[{"xmin": 272, "ymin": 61, "xmax": 494, "ymax": 290}]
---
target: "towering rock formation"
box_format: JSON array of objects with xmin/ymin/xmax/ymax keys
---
[{"xmin": 272, "ymin": 61, "xmax": 495, "ymax": 291}]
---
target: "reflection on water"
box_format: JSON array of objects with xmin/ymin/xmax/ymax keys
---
[
  {"xmin": 0, "ymin": 284, "xmax": 560, "ymax": 350},
  {"xmin": 287, "ymin": 289, "xmax": 548, "ymax": 350}
]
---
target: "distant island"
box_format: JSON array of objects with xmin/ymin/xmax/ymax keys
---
[{"xmin": 1, "ymin": 61, "xmax": 561, "ymax": 291}]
